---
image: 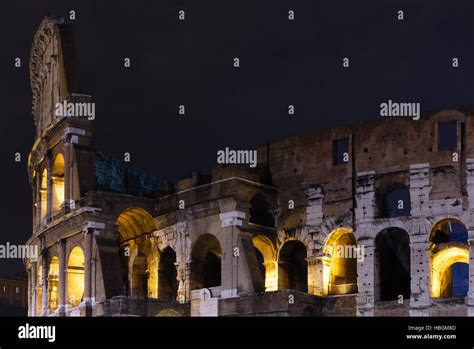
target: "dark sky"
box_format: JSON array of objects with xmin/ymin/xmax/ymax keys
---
[{"xmin": 1, "ymin": 0, "xmax": 473, "ymax": 275}]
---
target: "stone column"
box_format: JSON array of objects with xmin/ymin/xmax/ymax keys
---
[
  {"xmin": 31, "ymin": 262, "xmax": 37, "ymax": 316},
  {"xmin": 409, "ymin": 233, "xmax": 430, "ymax": 316},
  {"xmin": 410, "ymin": 163, "xmax": 431, "ymax": 216},
  {"xmin": 46, "ymin": 159, "xmax": 53, "ymax": 222},
  {"xmin": 41, "ymin": 255, "xmax": 49, "ymax": 316},
  {"xmin": 306, "ymin": 253, "xmax": 326, "ymax": 296},
  {"xmin": 58, "ymin": 240, "xmax": 66, "ymax": 315},
  {"xmin": 467, "ymin": 228, "xmax": 474, "ymax": 316},
  {"xmin": 219, "ymin": 211, "xmax": 246, "ymax": 298},
  {"xmin": 35, "ymin": 170, "xmax": 41, "ymax": 228},
  {"xmin": 63, "ymin": 141, "xmax": 72, "ymax": 212},
  {"xmin": 356, "ymin": 237, "xmax": 375, "ymax": 316},
  {"xmin": 83, "ymin": 228, "xmax": 93, "ymax": 315}
]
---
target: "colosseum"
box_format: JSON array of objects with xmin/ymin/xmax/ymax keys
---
[{"xmin": 25, "ymin": 16, "xmax": 474, "ymax": 317}]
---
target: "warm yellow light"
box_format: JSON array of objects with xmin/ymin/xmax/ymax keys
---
[
  {"xmin": 67, "ymin": 246, "xmax": 85, "ymax": 307},
  {"xmin": 322, "ymin": 228, "xmax": 358, "ymax": 295},
  {"xmin": 52, "ymin": 154, "xmax": 65, "ymax": 213},
  {"xmin": 252, "ymin": 235, "xmax": 278, "ymax": 291},
  {"xmin": 48, "ymin": 256, "xmax": 59, "ymax": 312},
  {"xmin": 430, "ymin": 246, "xmax": 468, "ymax": 298}
]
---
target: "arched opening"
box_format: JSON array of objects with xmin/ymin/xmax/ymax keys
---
[
  {"xmin": 191, "ymin": 234, "xmax": 222, "ymax": 290},
  {"xmin": 375, "ymin": 228, "xmax": 411, "ymax": 301},
  {"xmin": 323, "ymin": 228, "xmax": 358, "ymax": 295},
  {"xmin": 51, "ymin": 154, "xmax": 65, "ymax": 214},
  {"xmin": 430, "ymin": 219, "xmax": 469, "ymax": 298},
  {"xmin": 48, "ymin": 256, "xmax": 59, "ymax": 312},
  {"xmin": 67, "ymin": 246, "xmax": 84, "ymax": 307},
  {"xmin": 278, "ymin": 240, "xmax": 307, "ymax": 292},
  {"xmin": 377, "ymin": 184, "xmax": 411, "ymax": 218},
  {"xmin": 158, "ymin": 247, "xmax": 178, "ymax": 300},
  {"xmin": 115, "ymin": 208, "xmax": 157, "ymax": 296},
  {"xmin": 131, "ymin": 252, "xmax": 148, "ymax": 298},
  {"xmin": 249, "ymin": 194, "xmax": 275, "ymax": 227},
  {"xmin": 40, "ymin": 169, "xmax": 48, "ymax": 222},
  {"xmin": 252, "ymin": 234, "xmax": 278, "ymax": 291}
]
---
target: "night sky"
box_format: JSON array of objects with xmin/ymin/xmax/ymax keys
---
[{"xmin": 1, "ymin": 0, "xmax": 473, "ymax": 275}]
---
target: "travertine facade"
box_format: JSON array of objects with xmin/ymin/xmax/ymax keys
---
[{"xmin": 25, "ymin": 17, "xmax": 474, "ymax": 317}]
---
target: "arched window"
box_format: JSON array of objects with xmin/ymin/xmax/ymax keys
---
[
  {"xmin": 378, "ymin": 184, "xmax": 411, "ymax": 218},
  {"xmin": 52, "ymin": 154, "xmax": 65, "ymax": 213},
  {"xmin": 67, "ymin": 246, "xmax": 85, "ymax": 307},
  {"xmin": 40, "ymin": 169, "xmax": 48, "ymax": 222},
  {"xmin": 278, "ymin": 240, "xmax": 307, "ymax": 292},
  {"xmin": 375, "ymin": 228, "xmax": 410, "ymax": 301},
  {"xmin": 191, "ymin": 234, "xmax": 222, "ymax": 290},
  {"xmin": 249, "ymin": 194, "xmax": 275, "ymax": 227}
]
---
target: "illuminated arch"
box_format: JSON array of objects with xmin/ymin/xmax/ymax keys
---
[
  {"xmin": 48, "ymin": 256, "xmax": 59, "ymax": 312},
  {"xmin": 322, "ymin": 228, "xmax": 358, "ymax": 295},
  {"xmin": 67, "ymin": 246, "xmax": 84, "ymax": 307},
  {"xmin": 52, "ymin": 154, "xmax": 65, "ymax": 213},
  {"xmin": 431, "ymin": 247, "xmax": 468, "ymax": 298},
  {"xmin": 191, "ymin": 234, "xmax": 222, "ymax": 290},
  {"xmin": 40, "ymin": 168, "xmax": 48, "ymax": 222},
  {"xmin": 115, "ymin": 207, "xmax": 157, "ymax": 296},
  {"xmin": 131, "ymin": 251, "xmax": 149, "ymax": 298},
  {"xmin": 252, "ymin": 235, "xmax": 277, "ymax": 291},
  {"xmin": 430, "ymin": 219, "xmax": 469, "ymax": 298}
]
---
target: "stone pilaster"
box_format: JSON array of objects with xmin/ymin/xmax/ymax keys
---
[
  {"xmin": 409, "ymin": 232, "xmax": 430, "ymax": 316},
  {"xmin": 41, "ymin": 255, "xmax": 48, "ymax": 316},
  {"xmin": 355, "ymin": 171, "xmax": 376, "ymax": 222},
  {"xmin": 58, "ymin": 240, "xmax": 66, "ymax": 316},
  {"xmin": 409, "ymin": 163, "xmax": 431, "ymax": 216},
  {"xmin": 356, "ymin": 237, "xmax": 375, "ymax": 316}
]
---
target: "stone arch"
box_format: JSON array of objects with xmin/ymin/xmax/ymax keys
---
[
  {"xmin": 430, "ymin": 218, "xmax": 469, "ymax": 298},
  {"xmin": 67, "ymin": 245, "xmax": 85, "ymax": 307},
  {"xmin": 51, "ymin": 153, "xmax": 65, "ymax": 214},
  {"xmin": 191, "ymin": 234, "xmax": 222, "ymax": 290},
  {"xmin": 40, "ymin": 168, "xmax": 48, "ymax": 222},
  {"xmin": 322, "ymin": 228, "xmax": 358, "ymax": 295},
  {"xmin": 431, "ymin": 247, "xmax": 468, "ymax": 298},
  {"xmin": 376, "ymin": 182, "xmax": 411, "ymax": 218},
  {"xmin": 115, "ymin": 207, "xmax": 157, "ymax": 296},
  {"xmin": 249, "ymin": 193, "xmax": 275, "ymax": 227},
  {"xmin": 252, "ymin": 234, "xmax": 278, "ymax": 291},
  {"xmin": 375, "ymin": 227, "xmax": 411, "ymax": 301},
  {"xmin": 278, "ymin": 240, "xmax": 307, "ymax": 292},
  {"xmin": 48, "ymin": 256, "xmax": 59, "ymax": 312},
  {"xmin": 158, "ymin": 246, "xmax": 178, "ymax": 300}
]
